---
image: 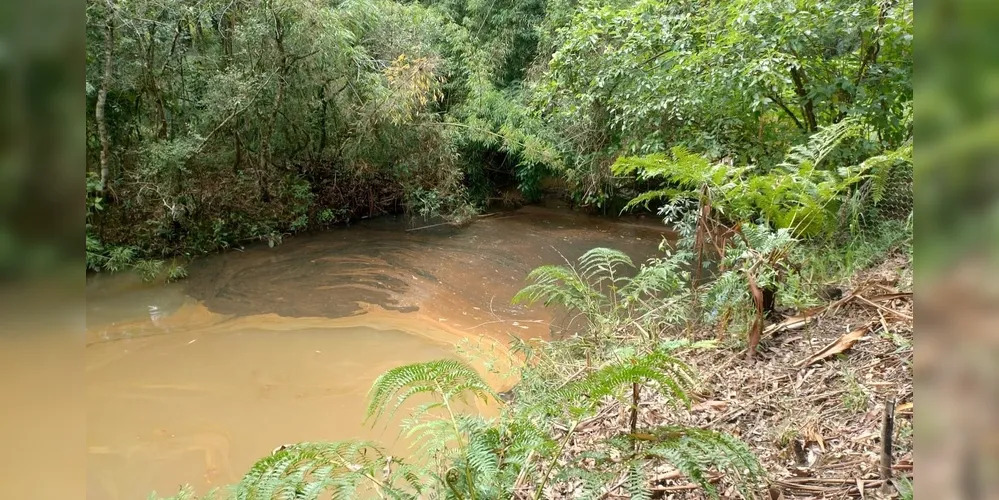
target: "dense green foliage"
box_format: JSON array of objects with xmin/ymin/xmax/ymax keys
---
[{"xmin": 86, "ymin": 0, "xmax": 912, "ymax": 267}]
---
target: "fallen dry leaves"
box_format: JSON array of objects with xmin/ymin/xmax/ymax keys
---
[{"xmin": 515, "ymin": 253, "xmax": 913, "ymax": 499}]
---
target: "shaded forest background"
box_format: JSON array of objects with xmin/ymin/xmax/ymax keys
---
[{"xmin": 86, "ymin": 0, "xmax": 912, "ymax": 269}]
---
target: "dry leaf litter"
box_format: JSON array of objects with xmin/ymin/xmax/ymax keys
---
[{"xmin": 516, "ymin": 253, "xmax": 913, "ymax": 499}]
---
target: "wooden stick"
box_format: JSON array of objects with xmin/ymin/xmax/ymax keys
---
[
  {"xmin": 406, "ymin": 221, "xmax": 455, "ymax": 232},
  {"xmin": 511, "ymin": 449, "xmax": 535, "ymax": 494},
  {"xmin": 880, "ymin": 397, "xmax": 896, "ymax": 493},
  {"xmin": 855, "ymin": 295, "xmax": 913, "ymax": 321}
]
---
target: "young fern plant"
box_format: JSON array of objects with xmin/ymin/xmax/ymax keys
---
[
  {"xmin": 366, "ymin": 359, "xmax": 543, "ymax": 500},
  {"xmin": 539, "ymin": 345, "xmax": 764, "ymax": 499},
  {"xmin": 234, "ymin": 441, "xmax": 419, "ymax": 500},
  {"xmin": 148, "ymin": 442, "xmax": 420, "ymax": 500},
  {"xmin": 512, "ymin": 247, "xmax": 690, "ymax": 341},
  {"xmin": 511, "ymin": 247, "xmax": 625, "ymax": 333}
]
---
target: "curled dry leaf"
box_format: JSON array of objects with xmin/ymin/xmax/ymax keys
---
[
  {"xmin": 804, "ymin": 423, "xmax": 826, "ymax": 452},
  {"xmin": 793, "ymin": 324, "xmax": 871, "ymax": 368},
  {"xmin": 768, "ymin": 485, "xmax": 786, "ymax": 500}
]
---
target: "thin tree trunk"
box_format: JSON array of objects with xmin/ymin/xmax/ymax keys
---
[
  {"xmin": 258, "ymin": 13, "xmax": 286, "ymax": 199},
  {"xmin": 630, "ymin": 382, "xmax": 640, "ymax": 451},
  {"xmin": 879, "ymin": 398, "xmax": 895, "ymax": 493},
  {"xmin": 96, "ymin": 5, "xmax": 115, "ymax": 195},
  {"xmin": 790, "ymin": 66, "xmax": 818, "ymax": 132}
]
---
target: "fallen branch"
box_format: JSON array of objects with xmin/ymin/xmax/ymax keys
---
[
  {"xmin": 534, "ymin": 420, "xmax": 579, "ymax": 500},
  {"xmin": 880, "ymin": 397, "xmax": 896, "ymax": 493},
  {"xmin": 595, "ymin": 472, "xmax": 628, "ymax": 500},
  {"xmin": 793, "ymin": 323, "xmax": 871, "ymax": 368},
  {"xmin": 406, "ymin": 221, "xmax": 457, "ymax": 232},
  {"xmin": 854, "ymin": 295, "xmax": 913, "ymax": 321}
]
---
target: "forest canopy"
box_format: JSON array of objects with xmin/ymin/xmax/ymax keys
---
[{"xmin": 86, "ymin": 0, "xmax": 912, "ymax": 268}]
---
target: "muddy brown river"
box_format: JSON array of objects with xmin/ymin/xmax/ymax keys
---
[{"xmin": 85, "ymin": 206, "xmax": 668, "ymax": 499}]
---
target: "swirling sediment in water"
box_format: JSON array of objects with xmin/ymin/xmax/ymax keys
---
[{"xmin": 83, "ymin": 206, "xmax": 671, "ymax": 500}]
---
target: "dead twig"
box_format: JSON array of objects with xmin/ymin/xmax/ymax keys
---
[
  {"xmin": 854, "ymin": 295, "xmax": 913, "ymax": 321},
  {"xmin": 511, "ymin": 450, "xmax": 536, "ymax": 496},
  {"xmin": 880, "ymin": 397, "xmax": 896, "ymax": 493},
  {"xmin": 595, "ymin": 473, "xmax": 628, "ymax": 500}
]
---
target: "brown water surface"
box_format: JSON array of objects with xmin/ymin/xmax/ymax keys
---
[{"xmin": 85, "ymin": 206, "xmax": 668, "ymax": 499}]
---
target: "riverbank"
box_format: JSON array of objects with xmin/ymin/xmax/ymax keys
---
[
  {"xmin": 85, "ymin": 206, "xmax": 672, "ymax": 500},
  {"xmin": 516, "ymin": 252, "xmax": 913, "ymax": 498}
]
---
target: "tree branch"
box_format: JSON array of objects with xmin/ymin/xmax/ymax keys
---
[
  {"xmin": 789, "ymin": 65, "xmax": 818, "ymax": 132},
  {"xmin": 768, "ymin": 93, "xmax": 806, "ymax": 131},
  {"xmin": 855, "ymin": 1, "xmax": 889, "ymax": 89}
]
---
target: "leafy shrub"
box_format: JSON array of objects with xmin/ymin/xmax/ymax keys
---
[{"xmin": 613, "ymin": 118, "xmax": 908, "ymax": 238}]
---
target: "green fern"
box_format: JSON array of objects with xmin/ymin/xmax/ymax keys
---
[
  {"xmin": 556, "ymin": 348, "xmax": 697, "ymax": 416},
  {"xmin": 612, "ymin": 146, "xmax": 749, "ymax": 213},
  {"xmin": 857, "ymin": 139, "xmax": 913, "ymax": 207},
  {"xmin": 366, "ymin": 358, "xmax": 498, "ymax": 426},
  {"xmin": 625, "ymin": 462, "xmax": 651, "ymax": 500},
  {"xmin": 513, "ymin": 248, "xmax": 690, "ymax": 339},
  {"xmin": 512, "ymin": 263, "xmax": 605, "ymax": 317},
  {"xmin": 578, "ymin": 247, "xmax": 634, "ymax": 288},
  {"xmin": 643, "ymin": 426, "xmax": 764, "ymax": 499},
  {"xmin": 614, "ymin": 120, "xmax": 893, "ymax": 237},
  {"xmin": 234, "ymin": 441, "xmax": 418, "ymax": 500},
  {"xmin": 779, "ymin": 118, "xmax": 862, "ymax": 171}
]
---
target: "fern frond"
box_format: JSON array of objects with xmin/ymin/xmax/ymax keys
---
[
  {"xmin": 780, "ymin": 118, "xmax": 862, "ymax": 171},
  {"xmin": 621, "ymin": 188, "xmax": 691, "ymax": 212},
  {"xmin": 611, "ymin": 152, "xmax": 670, "ymax": 178},
  {"xmin": 626, "ymin": 462, "xmax": 651, "ymax": 500},
  {"xmin": 557, "ymin": 349, "xmax": 696, "ymax": 413},
  {"xmin": 619, "ymin": 254, "xmax": 689, "ymax": 305},
  {"xmin": 512, "ymin": 264, "xmax": 600, "ymax": 311},
  {"xmin": 366, "ymin": 359, "xmax": 497, "ymax": 426},
  {"xmin": 858, "ymin": 139, "xmax": 912, "ymax": 206},
  {"xmin": 578, "ymin": 247, "xmax": 634, "ymax": 287},
  {"xmin": 234, "ymin": 441, "xmax": 414, "ymax": 500},
  {"xmin": 642, "ymin": 426, "xmax": 765, "ymax": 500}
]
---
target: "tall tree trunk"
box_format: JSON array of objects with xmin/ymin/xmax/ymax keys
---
[
  {"xmin": 96, "ymin": 5, "xmax": 115, "ymax": 195},
  {"xmin": 258, "ymin": 13, "xmax": 286, "ymax": 200}
]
